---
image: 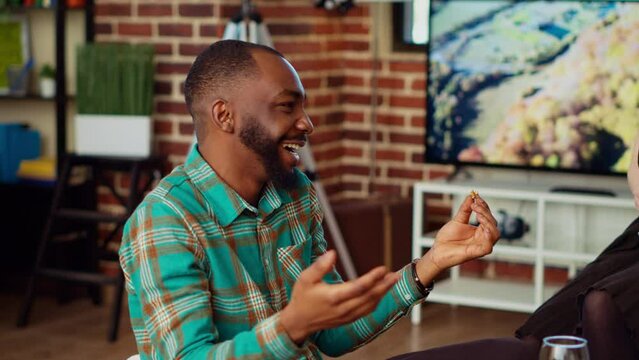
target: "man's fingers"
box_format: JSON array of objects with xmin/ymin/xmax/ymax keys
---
[
  {"xmin": 329, "ymin": 266, "xmax": 389, "ymax": 303},
  {"xmin": 300, "ymin": 250, "xmax": 336, "ymax": 284},
  {"xmin": 472, "ymin": 200, "xmax": 498, "ymax": 227},
  {"xmin": 453, "ymin": 195, "xmax": 474, "ymax": 223}
]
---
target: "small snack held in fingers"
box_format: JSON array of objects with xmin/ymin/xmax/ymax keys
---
[{"xmin": 470, "ymin": 190, "xmax": 478, "ymax": 200}]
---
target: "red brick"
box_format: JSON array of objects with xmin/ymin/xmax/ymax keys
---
[
  {"xmin": 411, "ymin": 116, "xmax": 425, "ymax": 127},
  {"xmin": 341, "ymin": 182, "xmax": 363, "ymax": 192},
  {"xmin": 179, "ymin": 122, "xmax": 194, "ymax": 136},
  {"xmin": 546, "ymin": 267, "xmax": 569, "ymax": 285},
  {"xmin": 344, "ymin": 112, "xmax": 364, "ymax": 122},
  {"xmin": 292, "ymin": 59, "xmax": 338, "ymax": 72},
  {"xmin": 156, "ymin": 101, "xmax": 189, "ymax": 115},
  {"xmin": 412, "ymin": 79, "xmax": 426, "ymax": 91},
  {"xmin": 157, "ymin": 62, "xmax": 192, "ymax": 75},
  {"xmin": 327, "ymin": 76, "xmax": 345, "ymax": 87},
  {"xmin": 388, "ymin": 167, "xmax": 424, "ymax": 179},
  {"xmin": 327, "ymin": 40, "xmax": 368, "ymax": 51},
  {"xmin": 138, "ymin": 4, "xmax": 172, "ymax": 17},
  {"xmin": 200, "ymin": 24, "xmax": 224, "ymax": 37},
  {"xmin": 154, "ymin": 119, "xmax": 173, "ymax": 135},
  {"xmin": 376, "ymin": 150, "xmax": 405, "ymax": 161},
  {"xmin": 324, "ymin": 112, "xmax": 345, "ymax": 125},
  {"xmin": 274, "ymin": 41, "xmax": 322, "ymax": 54},
  {"xmin": 323, "ymin": 182, "xmax": 342, "ymax": 197},
  {"xmin": 159, "ymin": 23, "xmax": 193, "ymax": 37},
  {"xmin": 340, "ymin": 23, "xmax": 369, "ymax": 35},
  {"xmin": 345, "ymin": 76, "xmax": 365, "ymax": 86},
  {"xmin": 260, "ymin": 5, "xmax": 325, "ymax": 18},
  {"xmin": 377, "ymin": 77, "xmax": 404, "ymax": 90},
  {"xmin": 154, "ymin": 81, "xmax": 172, "ymax": 95},
  {"xmin": 179, "ymin": 43, "xmax": 209, "ymax": 56},
  {"xmin": 343, "ymin": 59, "xmax": 381, "ymax": 70},
  {"xmin": 95, "ymin": 23, "xmax": 112, "ymax": 35},
  {"xmin": 411, "ymin": 152, "xmax": 424, "ymax": 163},
  {"xmin": 343, "ymin": 130, "xmax": 382, "ymax": 141},
  {"xmin": 390, "ymin": 133, "xmax": 423, "ymax": 145},
  {"xmin": 269, "ymin": 23, "xmax": 314, "ymax": 35},
  {"xmin": 389, "ymin": 95, "xmax": 424, "ymax": 109},
  {"xmin": 371, "ymin": 183, "xmax": 402, "ymax": 196},
  {"xmin": 343, "ymin": 147, "xmax": 363, "ymax": 158},
  {"xmin": 96, "ymin": 3, "xmax": 131, "ymax": 16},
  {"xmin": 179, "ymin": 4, "xmax": 214, "ymax": 17},
  {"xmin": 461, "ymin": 259, "xmax": 489, "ymax": 276},
  {"xmin": 390, "ymin": 61, "xmax": 426, "ymax": 73},
  {"xmin": 302, "ymin": 77, "xmax": 322, "ymax": 89},
  {"xmin": 98, "ymin": 192, "xmax": 121, "ymax": 206},
  {"xmin": 311, "ymin": 94, "xmax": 334, "ymax": 107},
  {"xmin": 428, "ymin": 169, "xmax": 451, "ymax": 179},
  {"xmin": 314, "ymin": 23, "xmax": 336, "ymax": 34},
  {"xmin": 118, "ymin": 23, "xmax": 152, "ymax": 37},
  {"xmin": 154, "ymin": 43, "xmax": 173, "ymax": 56},
  {"xmin": 341, "ymin": 93, "xmax": 381, "ymax": 106},
  {"xmin": 310, "ymin": 130, "xmax": 342, "ymax": 144},
  {"xmin": 341, "ymin": 165, "xmax": 372, "ymax": 176},
  {"xmin": 158, "ymin": 141, "xmax": 191, "ymax": 157},
  {"xmin": 220, "ymin": 5, "xmax": 240, "ymax": 18},
  {"xmin": 314, "ymin": 147, "xmax": 344, "ymax": 162},
  {"xmin": 377, "ymin": 114, "xmax": 404, "ymax": 126}
]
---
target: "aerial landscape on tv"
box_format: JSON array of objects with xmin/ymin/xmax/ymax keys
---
[{"xmin": 427, "ymin": 1, "xmax": 639, "ymax": 174}]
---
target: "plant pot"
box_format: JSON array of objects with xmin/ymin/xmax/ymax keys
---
[
  {"xmin": 39, "ymin": 78, "xmax": 56, "ymax": 99},
  {"xmin": 74, "ymin": 114, "xmax": 151, "ymax": 157}
]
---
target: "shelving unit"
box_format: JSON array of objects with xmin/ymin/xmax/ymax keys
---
[
  {"xmin": 411, "ymin": 179, "xmax": 636, "ymax": 324},
  {"xmin": 0, "ymin": 2, "xmax": 94, "ymax": 176}
]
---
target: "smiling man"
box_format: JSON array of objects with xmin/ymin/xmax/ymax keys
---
[{"xmin": 119, "ymin": 40, "xmax": 500, "ymax": 360}]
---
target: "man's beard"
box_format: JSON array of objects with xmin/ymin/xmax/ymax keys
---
[{"xmin": 239, "ymin": 116, "xmax": 298, "ymax": 189}]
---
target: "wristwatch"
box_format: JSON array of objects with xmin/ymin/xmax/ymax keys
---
[{"xmin": 411, "ymin": 259, "xmax": 434, "ymax": 297}]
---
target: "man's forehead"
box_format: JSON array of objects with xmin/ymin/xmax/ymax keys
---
[{"xmin": 250, "ymin": 50, "xmax": 304, "ymax": 97}]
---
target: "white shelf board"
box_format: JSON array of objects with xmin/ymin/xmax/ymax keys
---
[
  {"xmin": 417, "ymin": 237, "xmax": 538, "ymax": 263},
  {"xmin": 428, "ymin": 277, "xmax": 563, "ymax": 313}
]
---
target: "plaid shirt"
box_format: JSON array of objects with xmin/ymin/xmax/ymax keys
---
[{"xmin": 120, "ymin": 147, "xmax": 426, "ymax": 359}]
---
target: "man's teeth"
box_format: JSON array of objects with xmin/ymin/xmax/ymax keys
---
[{"xmin": 283, "ymin": 144, "xmax": 301, "ymax": 152}]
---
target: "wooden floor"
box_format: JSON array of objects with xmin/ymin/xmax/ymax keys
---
[{"xmin": 0, "ymin": 291, "xmax": 529, "ymax": 360}]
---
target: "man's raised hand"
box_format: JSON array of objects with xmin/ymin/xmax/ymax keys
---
[{"xmin": 280, "ymin": 250, "xmax": 399, "ymax": 344}]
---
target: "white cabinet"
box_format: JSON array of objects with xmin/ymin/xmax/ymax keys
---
[{"xmin": 410, "ymin": 179, "xmax": 636, "ymax": 325}]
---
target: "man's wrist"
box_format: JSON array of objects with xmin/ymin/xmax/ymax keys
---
[
  {"xmin": 415, "ymin": 252, "xmax": 441, "ymax": 286},
  {"xmin": 280, "ymin": 306, "xmax": 309, "ymax": 345}
]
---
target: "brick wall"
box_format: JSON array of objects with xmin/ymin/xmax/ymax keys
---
[{"xmin": 94, "ymin": 0, "xmax": 451, "ymax": 204}]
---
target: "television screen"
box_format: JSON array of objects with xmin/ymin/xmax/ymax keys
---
[{"xmin": 426, "ymin": 0, "xmax": 639, "ymax": 175}]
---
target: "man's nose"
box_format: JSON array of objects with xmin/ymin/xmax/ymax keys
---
[{"xmin": 296, "ymin": 113, "xmax": 314, "ymax": 135}]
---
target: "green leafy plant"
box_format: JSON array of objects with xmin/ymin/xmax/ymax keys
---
[
  {"xmin": 76, "ymin": 43, "xmax": 155, "ymax": 116},
  {"xmin": 39, "ymin": 64, "xmax": 55, "ymax": 79}
]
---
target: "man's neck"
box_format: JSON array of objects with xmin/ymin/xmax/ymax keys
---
[{"xmin": 199, "ymin": 143, "xmax": 265, "ymax": 206}]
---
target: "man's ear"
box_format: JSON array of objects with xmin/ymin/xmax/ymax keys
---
[{"xmin": 211, "ymin": 99, "xmax": 234, "ymax": 133}]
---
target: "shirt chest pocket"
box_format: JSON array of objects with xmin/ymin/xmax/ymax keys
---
[{"xmin": 276, "ymin": 239, "xmax": 312, "ymax": 285}]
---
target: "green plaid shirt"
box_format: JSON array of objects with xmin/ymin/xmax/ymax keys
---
[{"xmin": 120, "ymin": 147, "xmax": 426, "ymax": 359}]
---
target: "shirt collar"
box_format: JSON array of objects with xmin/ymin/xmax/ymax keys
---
[{"xmin": 184, "ymin": 145, "xmax": 285, "ymax": 226}]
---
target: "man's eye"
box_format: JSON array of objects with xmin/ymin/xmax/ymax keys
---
[{"xmin": 278, "ymin": 102, "xmax": 295, "ymax": 111}]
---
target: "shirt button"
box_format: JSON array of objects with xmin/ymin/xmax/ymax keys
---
[
  {"xmin": 265, "ymin": 259, "xmax": 270, "ymax": 266},
  {"xmin": 404, "ymin": 294, "xmax": 411, "ymax": 300}
]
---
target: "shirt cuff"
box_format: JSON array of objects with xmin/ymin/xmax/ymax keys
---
[
  {"xmin": 255, "ymin": 312, "xmax": 310, "ymax": 359},
  {"xmin": 394, "ymin": 264, "xmax": 429, "ymax": 307}
]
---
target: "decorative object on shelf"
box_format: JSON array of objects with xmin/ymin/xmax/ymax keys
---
[
  {"xmin": 75, "ymin": 43, "xmax": 154, "ymax": 157},
  {"xmin": 0, "ymin": 14, "xmax": 30, "ymax": 95},
  {"xmin": 0, "ymin": 123, "xmax": 41, "ymax": 183},
  {"xmin": 38, "ymin": 63, "xmax": 55, "ymax": 99}
]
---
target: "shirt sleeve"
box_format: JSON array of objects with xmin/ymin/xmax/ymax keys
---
[
  {"xmin": 120, "ymin": 199, "xmax": 308, "ymax": 360},
  {"xmin": 305, "ymin": 185, "xmax": 427, "ymax": 357}
]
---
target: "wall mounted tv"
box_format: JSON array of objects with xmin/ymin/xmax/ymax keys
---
[{"xmin": 426, "ymin": 0, "xmax": 639, "ymax": 176}]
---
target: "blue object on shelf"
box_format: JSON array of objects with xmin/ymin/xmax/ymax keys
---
[{"xmin": 0, "ymin": 123, "xmax": 41, "ymax": 183}]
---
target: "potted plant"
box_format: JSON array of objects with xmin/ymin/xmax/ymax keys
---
[{"xmin": 39, "ymin": 64, "xmax": 55, "ymax": 99}]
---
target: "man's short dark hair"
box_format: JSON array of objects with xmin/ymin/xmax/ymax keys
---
[{"xmin": 184, "ymin": 40, "xmax": 285, "ymax": 141}]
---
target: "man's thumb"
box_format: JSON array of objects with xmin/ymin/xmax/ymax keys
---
[{"xmin": 303, "ymin": 250, "xmax": 336, "ymax": 283}]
